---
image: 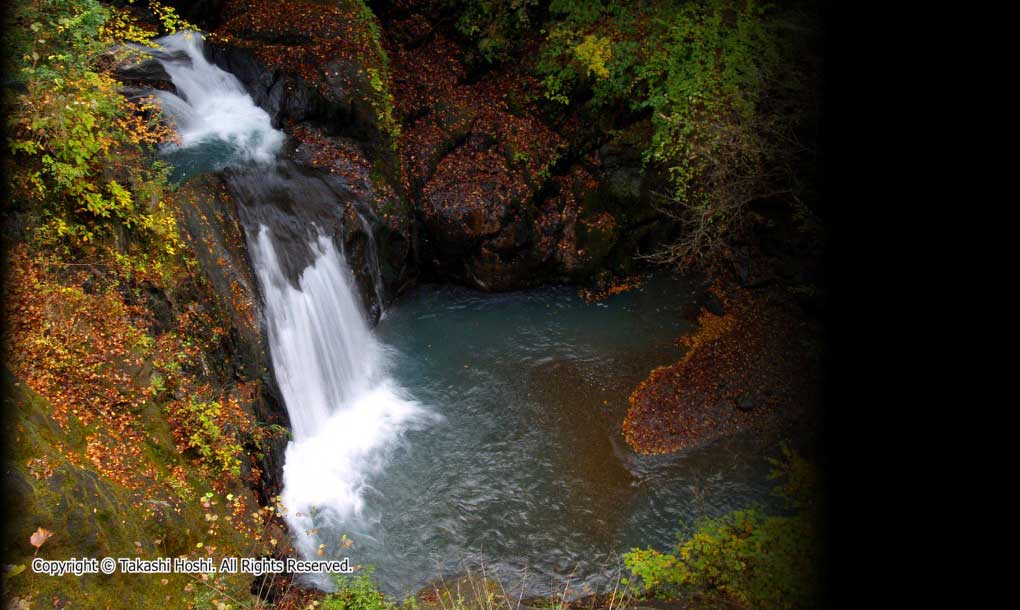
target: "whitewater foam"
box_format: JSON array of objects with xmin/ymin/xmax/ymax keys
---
[
  {"xmin": 149, "ymin": 31, "xmax": 283, "ymax": 164},
  {"xmin": 251, "ymin": 230, "xmax": 433, "ymax": 559}
]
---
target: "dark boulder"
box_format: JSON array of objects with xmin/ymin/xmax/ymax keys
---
[
  {"xmin": 289, "ymin": 128, "xmax": 415, "ymax": 317},
  {"xmin": 205, "ymin": 43, "xmax": 330, "ymax": 128},
  {"xmin": 108, "ymin": 53, "xmax": 173, "ymax": 85}
]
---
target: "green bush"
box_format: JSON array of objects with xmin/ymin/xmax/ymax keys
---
[
  {"xmin": 532, "ymin": 0, "xmax": 814, "ymax": 270},
  {"xmin": 323, "ymin": 568, "xmax": 395, "ymax": 610},
  {"xmin": 5, "ymin": 0, "xmax": 191, "ymax": 277},
  {"xmin": 322, "ymin": 567, "xmax": 426, "ymax": 610},
  {"xmin": 179, "ymin": 398, "xmax": 244, "ymax": 478},
  {"xmin": 445, "ymin": 0, "xmax": 541, "ymax": 63},
  {"xmin": 623, "ymin": 446, "xmax": 822, "ymax": 610}
]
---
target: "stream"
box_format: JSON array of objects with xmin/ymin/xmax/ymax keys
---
[
  {"xmin": 146, "ymin": 31, "xmax": 774, "ymax": 599},
  {"xmin": 365, "ymin": 281, "xmax": 775, "ymax": 597}
]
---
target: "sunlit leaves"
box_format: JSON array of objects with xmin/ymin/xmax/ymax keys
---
[
  {"xmin": 573, "ymin": 34, "xmax": 612, "ymax": 79},
  {"xmin": 173, "ymin": 397, "xmax": 250, "ymax": 479},
  {"xmin": 6, "ymin": 0, "xmax": 184, "ymax": 279}
]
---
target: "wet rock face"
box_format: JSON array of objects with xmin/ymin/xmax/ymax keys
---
[
  {"xmin": 193, "ymin": 0, "xmax": 415, "ymax": 311},
  {"xmin": 386, "ymin": 15, "xmax": 671, "ymax": 291},
  {"xmin": 288, "ymin": 126, "xmax": 415, "ymax": 316},
  {"xmin": 109, "ymin": 54, "xmax": 173, "ymax": 85},
  {"xmin": 205, "ymin": 43, "xmax": 337, "ymax": 129},
  {"xmin": 208, "ymin": 0, "xmax": 399, "ymax": 160},
  {"xmin": 173, "ymin": 175, "xmax": 289, "ymax": 500}
]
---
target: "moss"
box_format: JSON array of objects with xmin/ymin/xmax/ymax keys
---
[
  {"xmin": 2, "ymin": 361, "xmax": 258, "ymax": 608},
  {"xmin": 3, "ymin": 373, "xmax": 185, "ymax": 608},
  {"xmin": 0, "ymin": 301, "xmax": 267, "ymax": 607},
  {"xmin": 3, "ymin": 4, "xmax": 291, "ymax": 606}
]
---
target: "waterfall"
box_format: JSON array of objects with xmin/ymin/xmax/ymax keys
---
[
  {"xmin": 149, "ymin": 32, "xmax": 432, "ymax": 568},
  {"xmin": 251, "ymin": 229, "xmax": 428, "ymax": 542},
  {"xmin": 145, "ymin": 31, "xmax": 283, "ymax": 163}
]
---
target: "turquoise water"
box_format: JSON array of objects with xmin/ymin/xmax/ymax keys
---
[
  {"xmin": 339, "ymin": 276, "xmax": 776, "ymax": 597},
  {"xmin": 163, "ymin": 139, "xmax": 253, "ymax": 183},
  {"xmin": 144, "ymin": 35, "xmax": 774, "ymax": 597},
  {"xmin": 161, "ymin": 137, "xmax": 775, "ymax": 596}
]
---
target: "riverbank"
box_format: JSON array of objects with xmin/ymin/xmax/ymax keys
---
[{"xmin": 624, "ymin": 282, "xmax": 823, "ymax": 455}]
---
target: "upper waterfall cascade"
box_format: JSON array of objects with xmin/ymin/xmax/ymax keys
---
[{"xmin": 147, "ymin": 31, "xmax": 284, "ymax": 163}]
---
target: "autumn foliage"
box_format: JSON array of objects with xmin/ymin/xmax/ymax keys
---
[
  {"xmin": 2, "ymin": 245, "xmax": 265, "ymax": 490},
  {"xmin": 623, "ymin": 285, "xmax": 821, "ymax": 454},
  {"xmin": 5, "ymin": 248, "xmax": 161, "ymax": 488},
  {"xmin": 216, "ymin": 0, "xmax": 400, "ymax": 142},
  {"xmin": 2, "ymin": 0, "xmax": 198, "ymax": 282}
]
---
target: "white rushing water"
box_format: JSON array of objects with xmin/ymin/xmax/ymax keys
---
[
  {"xmin": 150, "ymin": 32, "xmax": 431, "ymax": 568},
  {"xmin": 149, "ymin": 31, "xmax": 283, "ymax": 163},
  {"xmin": 253, "ymin": 231, "xmax": 431, "ymax": 561}
]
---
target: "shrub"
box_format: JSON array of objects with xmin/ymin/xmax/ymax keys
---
[
  {"xmin": 533, "ymin": 0, "xmax": 816, "ymax": 271},
  {"xmin": 176, "ymin": 397, "xmax": 246, "ymax": 478},
  {"xmin": 323, "ymin": 568, "xmax": 395, "ymax": 610},
  {"xmin": 623, "ymin": 446, "xmax": 822, "ymax": 610},
  {"xmin": 5, "ymin": 0, "xmax": 192, "ymax": 278},
  {"xmin": 446, "ymin": 0, "xmax": 542, "ymax": 63}
]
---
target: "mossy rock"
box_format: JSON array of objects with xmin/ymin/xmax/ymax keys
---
[{"xmin": 2, "ymin": 372, "xmax": 253, "ymax": 609}]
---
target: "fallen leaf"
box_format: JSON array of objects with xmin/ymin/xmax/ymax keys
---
[{"xmin": 30, "ymin": 527, "xmax": 53, "ymax": 552}]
